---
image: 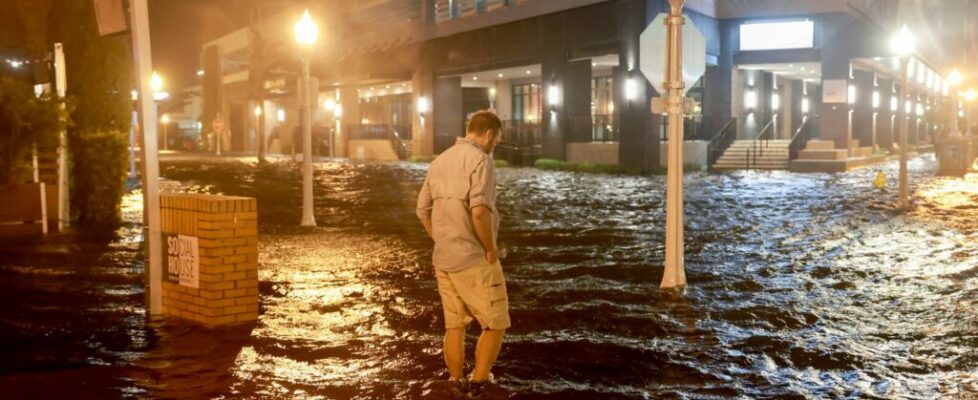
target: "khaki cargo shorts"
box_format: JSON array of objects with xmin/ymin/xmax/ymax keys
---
[{"xmin": 436, "ymin": 260, "xmax": 511, "ymax": 330}]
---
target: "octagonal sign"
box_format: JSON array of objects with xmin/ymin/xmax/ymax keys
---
[{"xmin": 639, "ymin": 13, "xmax": 706, "ymax": 96}]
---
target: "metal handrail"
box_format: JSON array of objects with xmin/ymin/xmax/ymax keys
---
[
  {"xmin": 748, "ymin": 119, "xmax": 776, "ymax": 160},
  {"xmin": 707, "ymin": 118, "xmax": 737, "ymax": 169},
  {"xmin": 788, "ymin": 116, "xmax": 814, "ymax": 160}
]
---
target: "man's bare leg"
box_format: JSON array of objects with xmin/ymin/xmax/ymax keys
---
[
  {"xmin": 471, "ymin": 328, "xmax": 505, "ymax": 381},
  {"xmin": 444, "ymin": 328, "xmax": 465, "ymax": 379}
]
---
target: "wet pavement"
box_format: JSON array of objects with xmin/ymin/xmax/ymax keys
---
[{"xmin": 2, "ymin": 153, "xmax": 978, "ymax": 399}]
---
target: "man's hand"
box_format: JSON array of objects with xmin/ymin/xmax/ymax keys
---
[
  {"xmin": 471, "ymin": 205, "xmax": 497, "ymax": 264},
  {"xmin": 485, "ymin": 249, "xmax": 498, "ymax": 264}
]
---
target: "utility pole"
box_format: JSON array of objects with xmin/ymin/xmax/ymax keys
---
[
  {"xmin": 129, "ymin": 0, "xmax": 163, "ymax": 314},
  {"xmin": 660, "ymin": 0, "xmax": 687, "ymax": 289},
  {"xmin": 54, "ymin": 43, "xmax": 69, "ymax": 231},
  {"xmin": 250, "ymin": 2, "xmax": 268, "ymax": 163}
]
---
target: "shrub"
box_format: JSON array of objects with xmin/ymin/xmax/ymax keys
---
[
  {"xmin": 70, "ymin": 129, "xmax": 128, "ymax": 228},
  {"xmin": 409, "ymin": 154, "xmax": 435, "ymax": 163},
  {"xmin": 494, "ymin": 159, "xmax": 511, "ymax": 168},
  {"xmin": 534, "ymin": 158, "xmax": 641, "ymax": 175},
  {"xmin": 0, "ymin": 76, "xmax": 66, "ymax": 184}
]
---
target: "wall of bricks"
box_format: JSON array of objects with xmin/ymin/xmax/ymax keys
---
[{"xmin": 160, "ymin": 194, "xmax": 258, "ymax": 327}]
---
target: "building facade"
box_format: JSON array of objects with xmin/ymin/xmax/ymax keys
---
[{"xmin": 195, "ymin": 0, "xmax": 956, "ymax": 170}]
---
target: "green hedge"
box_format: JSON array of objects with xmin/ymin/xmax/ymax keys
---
[
  {"xmin": 533, "ymin": 158, "xmax": 702, "ymax": 175},
  {"xmin": 70, "ymin": 129, "xmax": 128, "ymax": 228},
  {"xmin": 408, "ymin": 154, "xmax": 435, "ymax": 163},
  {"xmin": 534, "ymin": 158, "xmax": 642, "ymax": 175},
  {"xmin": 0, "ymin": 76, "xmax": 65, "ymax": 184}
]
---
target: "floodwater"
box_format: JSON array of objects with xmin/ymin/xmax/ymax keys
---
[{"xmin": 2, "ymin": 153, "xmax": 978, "ymax": 399}]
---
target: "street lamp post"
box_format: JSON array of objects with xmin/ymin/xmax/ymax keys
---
[
  {"xmin": 891, "ymin": 24, "xmax": 915, "ymax": 209},
  {"xmin": 966, "ymin": 88, "xmax": 977, "ymax": 170},
  {"xmin": 949, "ymin": 69, "xmax": 963, "ymax": 138},
  {"xmin": 161, "ymin": 113, "xmax": 170, "ymax": 151},
  {"xmin": 295, "ymin": 9, "xmax": 318, "ymax": 227}
]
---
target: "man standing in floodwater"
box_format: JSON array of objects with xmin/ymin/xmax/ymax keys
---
[{"xmin": 416, "ymin": 110, "xmax": 509, "ymax": 399}]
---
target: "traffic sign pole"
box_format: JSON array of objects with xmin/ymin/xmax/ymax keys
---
[
  {"xmin": 661, "ymin": 0, "xmax": 687, "ymax": 289},
  {"xmin": 129, "ymin": 0, "xmax": 163, "ymax": 314}
]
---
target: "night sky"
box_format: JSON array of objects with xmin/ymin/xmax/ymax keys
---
[{"xmin": 148, "ymin": 0, "xmax": 251, "ymax": 93}]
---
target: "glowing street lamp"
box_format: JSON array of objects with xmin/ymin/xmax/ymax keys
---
[
  {"xmin": 890, "ymin": 24, "xmax": 915, "ymax": 210},
  {"xmin": 150, "ymin": 71, "xmax": 169, "ymax": 101},
  {"xmin": 295, "ymin": 9, "xmax": 319, "ymax": 227}
]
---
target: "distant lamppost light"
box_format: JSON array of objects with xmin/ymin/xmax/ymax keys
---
[
  {"xmin": 294, "ymin": 9, "xmax": 319, "ymax": 47},
  {"xmin": 277, "ymin": 109, "xmax": 286, "ymax": 122},
  {"xmin": 160, "ymin": 114, "xmax": 170, "ymax": 124},
  {"xmin": 966, "ymin": 89, "xmax": 977, "ymax": 102},
  {"xmin": 196, "ymin": 69, "xmax": 205, "ymax": 77},
  {"xmin": 150, "ymin": 71, "xmax": 163, "ymax": 92},
  {"xmin": 254, "ymin": 105, "xmax": 262, "ymax": 117},
  {"xmin": 949, "ymin": 69, "xmax": 963, "ymax": 87},
  {"xmin": 889, "ymin": 24, "xmax": 916, "ymax": 57},
  {"xmin": 324, "ymin": 98, "xmax": 336, "ymax": 111}
]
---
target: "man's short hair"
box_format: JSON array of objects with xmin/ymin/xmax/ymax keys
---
[{"xmin": 466, "ymin": 110, "xmax": 502, "ymax": 137}]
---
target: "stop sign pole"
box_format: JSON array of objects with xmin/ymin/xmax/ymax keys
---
[{"xmin": 661, "ymin": 0, "xmax": 687, "ymax": 289}]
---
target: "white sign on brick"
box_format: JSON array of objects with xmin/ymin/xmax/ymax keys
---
[{"xmin": 165, "ymin": 234, "xmax": 199, "ymax": 289}]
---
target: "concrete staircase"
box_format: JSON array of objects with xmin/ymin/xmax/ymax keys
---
[{"xmin": 713, "ymin": 139, "xmax": 791, "ymax": 170}]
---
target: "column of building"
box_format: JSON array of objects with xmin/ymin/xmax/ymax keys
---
[
  {"xmin": 852, "ymin": 69, "xmax": 876, "ymax": 150},
  {"xmin": 818, "ymin": 17, "xmax": 854, "ymax": 150},
  {"xmin": 876, "ymin": 78, "xmax": 895, "ymax": 150}
]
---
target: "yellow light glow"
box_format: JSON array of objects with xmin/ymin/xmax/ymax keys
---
[
  {"xmin": 254, "ymin": 106, "xmax": 262, "ymax": 117},
  {"xmin": 949, "ymin": 69, "xmax": 963, "ymax": 87},
  {"xmin": 150, "ymin": 71, "xmax": 164, "ymax": 92},
  {"xmin": 294, "ymin": 9, "xmax": 319, "ymax": 47},
  {"xmin": 324, "ymin": 98, "xmax": 336, "ymax": 111},
  {"xmin": 966, "ymin": 89, "xmax": 977, "ymax": 102},
  {"xmin": 890, "ymin": 24, "xmax": 916, "ymax": 56},
  {"xmin": 160, "ymin": 114, "xmax": 170, "ymax": 124}
]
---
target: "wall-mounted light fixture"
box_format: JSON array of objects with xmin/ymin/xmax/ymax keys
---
[
  {"xmin": 625, "ymin": 78, "xmax": 639, "ymax": 101},
  {"xmin": 547, "ymin": 77, "xmax": 560, "ymax": 111},
  {"xmin": 771, "ymin": 92, "xmax": 780, "ymax": 111},
  {"xmin": 872, "ymin": 91, "xmax": 880, "ymax": 109},
  {"xmin": 254, "ymin": 105, "xmax": 262, "ymax": 117},
  {"xmin": 334, "ymin": 105, "xmax": 343, "ymax": 118},
  {"xmin": 277, "ymin": 109, "xmax": 286, "ymax": 122},
  {"xmin": 801, "ymin": 97, "xmax": 810, "ymax": 114},
  {"xmin": 848, "ymin": 84, "xmax": 856, "ymax": 105},
  {"xmin": 916, "ymin": 102, "xmax": 924, "ymax": 116},
  {"xmin": 905, "ymin": 100, "xmax": 912, "ymax": 114},
  {"xmin": 890, "ymin": 96, "xmax": 898, "ymax": 112},
  {"xmin": 323, "ymin": 98, "xmax": 336, "ymax": 111},
  {"xmin": 745, "ymin": 86, "xmax": 757, "ymax": 111},
  {"xmin": 417, "ymin": 96, "xmax": 430, "ymax": 115}
]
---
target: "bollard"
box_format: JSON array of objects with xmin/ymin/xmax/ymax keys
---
[{"xmin": 159, "ymin": 194, "xmax": 259, "ymax": 326}]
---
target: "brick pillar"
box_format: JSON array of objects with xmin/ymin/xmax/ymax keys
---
[{"xmin": 160, "ymin": 194, "xmax": 258, "ymax": 327}]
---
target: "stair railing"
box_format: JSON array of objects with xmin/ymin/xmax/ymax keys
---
[
  {"xmin": 788, "ymin": 116, "xmax": 815, "ymax": 160},
  {"xmin": 707, "ymin": 118, "xmax": 737, "ymax": 170}
]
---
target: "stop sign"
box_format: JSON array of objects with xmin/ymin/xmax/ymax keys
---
[
  {"xmin": 211, "ymin": 116, "xmax": 224, "ymax": 132},
  {"xmin": 639, "ymin": 13, "xmax": 706, "ymax": 95}
]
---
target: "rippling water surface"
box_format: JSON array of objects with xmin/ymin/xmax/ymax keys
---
[{"xmin": 1, "ymin": 153, "xmax": 978, "ymax": 399}]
